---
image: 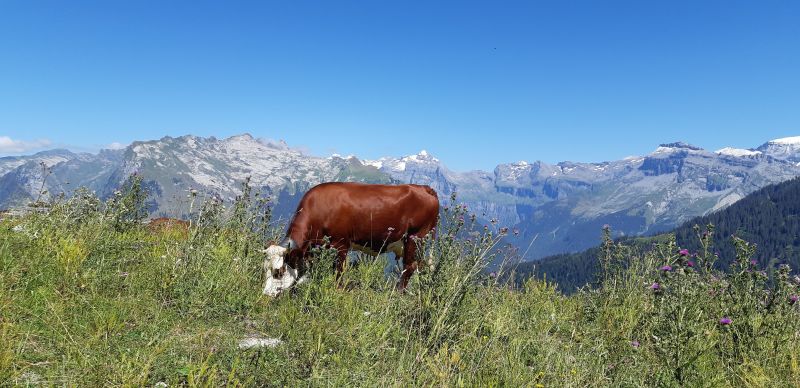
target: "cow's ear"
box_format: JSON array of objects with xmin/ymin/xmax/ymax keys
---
[{"xmin": 281, "ymin": 238, "xmax": 297, "ymax": 250}]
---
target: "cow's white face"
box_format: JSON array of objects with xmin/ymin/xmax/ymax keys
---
[{"xmin": 263, "ymin": 245, "xmax": 308, "ymax": 297}]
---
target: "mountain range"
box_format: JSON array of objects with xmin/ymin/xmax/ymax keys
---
[{"xmin": 2, "ymin": 134, "xmax": 800, "ymax": 260}]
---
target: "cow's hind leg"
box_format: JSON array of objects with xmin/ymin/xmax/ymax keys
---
[{"xmin": 398, "ymin": 237, "xmax": 419, "ymax": 291}]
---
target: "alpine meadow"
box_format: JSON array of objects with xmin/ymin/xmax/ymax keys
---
[{"xmin": 2, "ymin": 177, "xmax": 800, "ymax": 386}]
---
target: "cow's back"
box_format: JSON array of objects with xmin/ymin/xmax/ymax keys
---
[{"xmin": 288, "ymin": 182, "xmax": 438, "ymax": 249}]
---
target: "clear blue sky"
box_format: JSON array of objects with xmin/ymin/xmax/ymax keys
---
[{"xmin": 1, "ymin": 1, "xmax": 798, "ymax": 170}]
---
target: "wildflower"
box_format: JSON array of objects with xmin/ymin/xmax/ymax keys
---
[
  {"xmin": 119, "ymin": 272, "xmax": 129, "ymax": 278},
  {"xmin": 631, "ymin": 340, "xmax": 640, "ymax": 348},
  {"xmin": 719, "ymin": 317, "xmax": 732, "ymax": 326},
  {"xmin": 686, "ymin": 261, "xmax": 695, "ymax": 268},
  {"xmin": 790, "ymin": 295, "xmax": 798, "ymax": 305},
  {"xmin": 660, "ymin": 265, "xmax": 672, "ymax": 272},
  {"xmin": 499, "ymin": 227, "xmax": 509, "ymax": 235},
  {"xmin": 679, "ymin": 249, "xmax": 689, "ymax": 256},
  {"xmin": 490, "ymin": 218, "xmax": 498, "ymax": 225},
  {"xmin": 458, "ymin": 216, "xmax": 464, "ymax": 223},
  {"xmin": 489, "ymin": 272, "xmax": 497, "ymax": 278},
  {"xmin": 750, "ymin": 259, "xmax": 758, "ymax": 266},
  {"xmin": 650, "ymin": 282, "xmax": 661, "ymax": 291}
]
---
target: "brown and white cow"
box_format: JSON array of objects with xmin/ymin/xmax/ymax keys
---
[{"xmin": 263, "ymin": 182, "xmax": 439, "ymax": 297}]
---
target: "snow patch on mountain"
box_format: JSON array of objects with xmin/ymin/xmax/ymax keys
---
[
  {"xmin": 715, "ymin": 147, "xmax": 762, "ymax": 157},
  {"xmin": 769, "ymin": 136, "xmax": 800, "ymax": 145}
]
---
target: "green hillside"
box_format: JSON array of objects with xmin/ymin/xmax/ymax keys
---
[{"xmin": 2, "ymin": 177, "xmax": 800, "ymax": 386}]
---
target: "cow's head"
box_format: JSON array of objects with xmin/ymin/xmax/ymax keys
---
[{"xmin": 262, "ymin": 239, "xmax": 302, "ymax": 297}]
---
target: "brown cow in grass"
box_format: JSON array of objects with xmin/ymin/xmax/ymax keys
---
[
  {"xmin": 147, "ymin": 217, "xmax": 190, "ymax": 237},
  {"xmin": 263, "ymin": 182, "xmax": 439, "ymax": 297}
]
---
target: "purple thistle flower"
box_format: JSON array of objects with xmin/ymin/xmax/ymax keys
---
[
  {"xmin": 750, "ymin": 259, "xmax": 758, "ymax": 266},
  {"xmin": 679, "ymin": 249, "xmax": 690, "ymax": 257},
  {"xmin": 630, "ymin": 340, "xmax": 640, "ymax": 348},
  {"xmin": 650, "ymin": 282, "xmax": 661, "ymax": 291},
  {"xmin": 660, "ymin": 265, "xmax": 672, "ymax": 272},
  {"xmin": 790, "ymin": 295, "xmax": 798, "ymax": 305},
  {"xmin": 719, "ymin": 317, "xmax": 732, "ymax": 326},
  {"xmin": 686, "ymin": 261, "xmax": 695, "ymax": 268}
]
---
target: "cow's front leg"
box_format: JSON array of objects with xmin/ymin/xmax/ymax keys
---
[{"xmin": 331, "ymin": 243, "xmax": 349, "ymax": 288}]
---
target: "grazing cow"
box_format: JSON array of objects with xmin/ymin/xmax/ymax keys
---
[
  {"xmin": 263, "ymin": 182, "xmax": 439, "ymax": 297},
  {"xmin": 147, "ymin": 217, "xmax": 190, "ymax": 237}
]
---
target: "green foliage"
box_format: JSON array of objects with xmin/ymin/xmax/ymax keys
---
[{"xmin": 1, "ymin": 178, "xmax": 800, "ymax": 386}]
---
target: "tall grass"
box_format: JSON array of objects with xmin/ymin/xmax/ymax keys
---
[{"xmin": 1, "ymin": 179, "xmax": 799, "ymax": 386}]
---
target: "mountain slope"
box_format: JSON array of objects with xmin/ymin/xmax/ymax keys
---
[{"xmin": 519, "ymin": 177, "xmax": 800, "ymax": 292}]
